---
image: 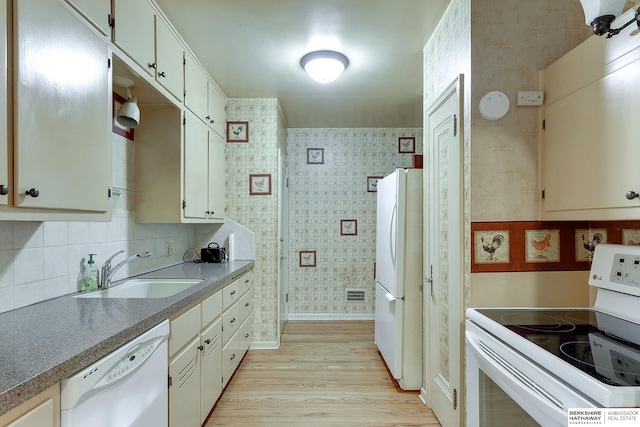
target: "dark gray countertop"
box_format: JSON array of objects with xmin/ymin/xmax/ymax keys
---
[{"xmin": 0, "ymin": 260, "xmax": 254, "ymax": 416}]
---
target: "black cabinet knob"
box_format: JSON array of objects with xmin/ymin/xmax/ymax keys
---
[
  {"xmin": 148, "ymin": 62, "xmax": 156, "ymax": 69},
  {"xmin": 158, "ymin": 71, "xmax": 166, "ymax": 77},
  {"xmin": 0, "ymin": 185, "xmax": 8, "ymax": 195},
  {"xmin": 25, "ymin": 188, "xmax": 39, "ymax": 197}
]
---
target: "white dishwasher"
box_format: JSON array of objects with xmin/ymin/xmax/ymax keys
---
[{"xmin": 60, "ymin": 320, "xmax": 169, "ymax": 427}]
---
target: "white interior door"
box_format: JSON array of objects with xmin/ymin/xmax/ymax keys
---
[
  {"xmin": 278, "ymin": 151, "xmax": 289, "ymax": 340},
  {"xmin": 424, "ymin": 76, "xmax": 463, "ymax": 427}
]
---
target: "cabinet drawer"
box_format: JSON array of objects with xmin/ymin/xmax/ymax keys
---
[
  {"xmin": 222, "ymin": 303, "xmax": 240, "ymax": 345},
  {"xmin": 201, "ymin": 290, "xmax": 222, "ymax": 328},
  {"xmin": 169, "ymin": 304, "xmax": 201, "ymax": 357},
  {"xmin": 222, "ymin": 280, "xmax": 240, "ymax": 311},
  {"xmin": 239, "ymin": 314, "xmax": 252, "ymax": 354},
  {"xmin": 238, "ymin": 289, "xmax": 252, "ymax": 325},
  {"xmin": 239, "ymin": 272, "xmax": 252, "ymax": 296},
  {"xmin": 222, "ymin": 333, "xmax": 240, "ymax": 388}
]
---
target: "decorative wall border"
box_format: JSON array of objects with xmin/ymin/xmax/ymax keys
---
[{"xmin": 471, "ymin": 220, "xmax": 640, "ymax": 273}]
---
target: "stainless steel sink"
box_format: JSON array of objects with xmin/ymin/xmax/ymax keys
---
[{"xmin": 74, "ymin": 279, "xmax": 203, "ymax": 299}]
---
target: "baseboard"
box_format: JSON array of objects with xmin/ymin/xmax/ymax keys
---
[
  {"xmin": 249, "ymin": 341, "xmax": 279, "ymax": 350},
  {"xmin": 287, "ymin": 313, "xmax": 375, "ymax": 321},
  {"xmin": 419, "ymin": 387, "xmax": 430, "ymax": 408}
]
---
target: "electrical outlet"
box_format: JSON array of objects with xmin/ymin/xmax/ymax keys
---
[{"xmin": 165, "ymin": 241, "xmax": 174, "ymax": 257}]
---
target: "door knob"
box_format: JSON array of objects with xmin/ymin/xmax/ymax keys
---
[
  {"xmin": 0, "ymin": 185, "xmax": 8, "ymax": 195},
  {"xmin": 626, "ymin": 191, "xmax": 639, "ymax": 200},
  {"xmin": 25, "ymin": 188, "xmax": 39, "ymax": 197}
]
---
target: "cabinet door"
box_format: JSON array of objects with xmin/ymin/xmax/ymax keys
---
[
  {"xmin": 0, "ymin": 0, "xmax": 7, "ymax": 207},
  {"xmin": 184, "ymin": 53, "xmax": 208, "ymax": 121},
  {"xmin": 0, "ymin": 384, "xmax": 59, "ymax": 427},
  {"xmin": 155, "ymin": 16, "xmax": 184, "ymax": 101},
  {"xmin": 207, "ymin": 81, "xmax": 226, "ymax": 138},
  {"xmin": 113, "ymin": 0, "xmax": 155, "ymax": 77},
  {"xmin": 183, "ymin": 111, "xmax": 209, "ymax": 219},
  {"xmin": 169, "ymin": 338, "xmax": 201, "ymax": 427},
  {"xmin": 15, "ymin": 0, "xmax": 110, "ymax": 211},
  {"xmin": 207, "ymin": 131, "xmax": 225, "ymax": 220},
  {"xmin": 64, "ymin": 0, "xmax": 111, "ymax": 36},
  {"xmin": 200, "ymin": 319, "xmax": 222, "ymax": 423}
]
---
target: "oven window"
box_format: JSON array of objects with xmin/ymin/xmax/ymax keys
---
[{"xmin": 479, "ymin": 371, "xmax": 540, "ymax": 426}]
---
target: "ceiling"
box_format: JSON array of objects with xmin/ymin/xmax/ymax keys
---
[{"xmin": 153, "ymin": 0, "xmax": 451, "ymax": 128}]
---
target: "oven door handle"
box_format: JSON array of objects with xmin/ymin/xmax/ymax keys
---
[{"xmin": 466, "ymin": 330, "xmax": 570, "ymax": 425}]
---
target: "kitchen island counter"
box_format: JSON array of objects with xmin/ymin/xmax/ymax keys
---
[{"xmin": 0, "ymin": 260, "xmax": 254, "ymax": 415}]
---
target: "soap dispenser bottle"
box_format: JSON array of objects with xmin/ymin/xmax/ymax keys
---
[{"xmin": 84, "ymin": 254, "xmax": 99, "ymax": 291}]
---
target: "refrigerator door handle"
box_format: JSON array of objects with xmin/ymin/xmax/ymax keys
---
[{"xmin": 389, "ymin": 203, "xmax": 397, "ymax": 267}]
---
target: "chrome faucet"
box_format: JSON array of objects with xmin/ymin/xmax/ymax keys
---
[{"xmin": 100, "ymin": 250, "xmax": 152, "ymax": 288}]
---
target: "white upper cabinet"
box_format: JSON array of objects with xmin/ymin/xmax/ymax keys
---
[
  {"xmin": 154, "ymin": 16, "xmax": 184, "ymax": 101},
  {"xmin": 184, "ymin": 52, "xmax": 208, "ymax": 122},
  {"xmin": 64, "ymin": 0, "xmax": 111, "ymax": 36},
  {"xmin": 13, "ymin": 0, "xmax": 110, "ymax": 212},
  {"xmin": 184, "ymin": 110, "xmax": 210, "ymax": 220},
  {"xmin": 207, "ymin": 81, "xmax": 226, "ymax": 139},
  {"xmin": 113, "ymin": 0, "xmax": 155, "ymax": 77},
  {"xmin": 0, "ymin": 0, "xmax": 7, "ymax": 207}
]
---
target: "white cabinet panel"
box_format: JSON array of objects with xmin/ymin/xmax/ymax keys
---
[
  {"xmin": 169, "ymin": 304, "xmax": 201, "ymax": 357},
  {"xmin": 207, "ymin": 131, "xmax": 225, "ymax": 220},
  {"xmin": 155, "ymin": 16, "xmax": 183, "ymax": 101},
  {"xmin": 14, "ymin": 0, "xmax": 110, "ymax": 212},
  {"xmin": 207, "ymin": 81, "xmax": 226, "ymax": 138},
  {"xmin": 183, "ymin": 110, "xmax": 209, "ymax": 220},
  {"xmin": 184, "ymin": 52, "xmax": 208, "ymax": 121},
  {"xmin": 64, "ymin": 0, "xmax": 111, "ymax": 36},
  {"xmin": 113, "ymin": 0, "xmax": 155, "ymax": 77},
  {"xmin": 0, "ymin": 384, "xmax": 59, "ymax": 427},
  {"xmin": 169, "ymin": 338, "xmax": 200, "ymax": 427},
  {"xmin": 0, "ymin": 0, "xmax": 7, "ymax": 207},
  {"xmin": 200, "ymin": 318, "xmax": 222, "ymax": 423}
]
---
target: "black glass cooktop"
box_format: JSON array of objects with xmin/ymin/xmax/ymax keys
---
[{"xmin": 477, "ymin": 308, "xmax": 640, "ymax": 387}]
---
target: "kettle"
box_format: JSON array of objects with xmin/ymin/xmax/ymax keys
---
[{"xmin": 201, "ymin": 242, "xmax": 226, "ymax": 263}]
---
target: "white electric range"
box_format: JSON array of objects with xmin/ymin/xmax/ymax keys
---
[{"xmin": 466, "ymin": 243, "xmax": 640, "ymax": 426}]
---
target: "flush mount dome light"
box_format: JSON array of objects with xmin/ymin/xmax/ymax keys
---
[{"xmin": 300, "ymin": 50, "xmax": 349, "ymax": 83}]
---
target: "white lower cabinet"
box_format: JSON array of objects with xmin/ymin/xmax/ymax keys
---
[
  {"xmin": 0, "ymin": 383, "xmax": 60, "ymax": 427},
  {"xmin": 168, "ymin": 270, "xmax": 252, "ymax": 426},
  {"xmin": 169, "ymin": 338, "xmax": 201, "ymax": 427}
]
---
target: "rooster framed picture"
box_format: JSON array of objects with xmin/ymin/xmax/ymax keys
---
[
  {"xmin": 398, "ymin": 137, "xmax": 416, "ymax": 154},
  {"xmin": 226, "ymin": 121, "xmax": 249, "ymax": 142},
  {"xmin": 575, "ymin": 228, "xmax": 607, "ymax": 262},
  {"xmin": 525, "ymin": 229, "xmax": 560, "ymax": 263},
  {"xmin": 473, "ymin": 230, "xmax": 510, "ymax": 265},
  {"xmin": 249, "ymin": 174, "xmax": 271, "ymax": 195},
  {"xmin": 307, "ymin": 148, "xmax": 324, "ymax": 164}
]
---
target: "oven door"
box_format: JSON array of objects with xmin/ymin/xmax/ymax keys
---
[{"xmin": 466, "ymin": 321, "xmax": 597, "ymax": 427}]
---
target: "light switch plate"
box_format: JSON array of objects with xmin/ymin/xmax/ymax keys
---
[{"xmin": 517, "ymin": 90, "xmax": 544, "ymax": 106}]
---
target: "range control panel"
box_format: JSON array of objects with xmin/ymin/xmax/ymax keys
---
[{"xmin": 590, "ymin": 244, "xmax": 640, "ymax": 297}]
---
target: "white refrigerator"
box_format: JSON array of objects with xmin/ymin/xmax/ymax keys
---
[{"xmin": 374, "ymin": 168, "xmax": 423, "ymax": 390}]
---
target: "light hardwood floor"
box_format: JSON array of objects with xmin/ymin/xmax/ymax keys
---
[{"xmin": 204, "ymin": 320, "xmax": 441, "ymax": 426}]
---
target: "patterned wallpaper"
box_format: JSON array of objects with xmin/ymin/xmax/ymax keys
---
[
  {"xmin": 287, "ymin": 128, "xmax": 422, "ymax": 316},
  {"xmin": 223, "ymin": 98, "xmax": 286, "ymax": 345}
]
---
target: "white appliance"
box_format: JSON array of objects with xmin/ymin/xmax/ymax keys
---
[
  {"xmin": 466, "ymin": 244, "xmax": 640, "ymax": 426},
  {"xmin": 374, "ymin": 168, "xmax": 423, "ymax": 390},
  {"xmin": 61, "ymin": 320, "xmax": 170, "ymax": 427}
]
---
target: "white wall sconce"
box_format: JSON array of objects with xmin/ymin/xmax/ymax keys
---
[
  {"xmin": 300, "ymin": 50, "xmax": 349, "ymax": 83},
  {"xmin": 113, "ymin": 75, "xmax": 140, "ymax": 128},
  {"xmin": 579, "ymin": 0, "xmax": 640, "ymax": 37}
]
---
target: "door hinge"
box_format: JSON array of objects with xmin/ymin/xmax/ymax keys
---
[
  {"xmin": 542, "ymin": 189, "xmax": 545, "ymax": 200},
  {"xmin": 542, "ymin": 119, "xmax": 546, "ymax": 130},
  {"xmin": 428, "ymin": 265, "xmax": 434, "ymax": 297},
  {"xmin": 168, "ymin": 375, "xmax": 172, "ymax": 388},
  {"xmin": 108, "ymin": 188, "xmax": 111, "ymax": 198},
  {"xmin": 285, "ymin": 292, "xmax": 289, "ymax": 303},
  {"xmin": 453, "ymin": 388, "xmax": 457, "ymax": 410},
  {"xmin": 182, "ymin": 200, "xmax": 186, "ymax": 209},
  {"xmin": 453, "ymin": 114, "xmax": 457, "ymax": 137},
  {"xmin": 184, "ymin": 88, "xmax": 187, "ymax": 98},
  {"xmin": 107, "ymin": 58, "xmax": 111, "ymax": 69},
  {"xmin": 183, "ymin": 115, "xmax": 186, "ymax": 125},
  {"xmin": 108, "ymin": 14, "xmax": 114, "ymax": 28}
]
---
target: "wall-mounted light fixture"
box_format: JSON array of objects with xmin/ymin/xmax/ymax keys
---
[
  {"xmin": 113, "ymin": 75, "xmax": 140, "ymax": 128},
  {"xmin": 579, "ymin": 0, "xmax": 640, "ymax": 37},
  {"xmin": 300, "ymin": 50, "xmax": 349, "ymax": 83}
]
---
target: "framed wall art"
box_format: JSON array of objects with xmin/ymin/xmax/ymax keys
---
[
  {"xmin": 227, "ymin": 121, "xmax": 249, "ymax": 142},
  {"xmin": 398, "ymin": 137, "xmax": 415, "ymax": 154},
  {"xmin": 299, "ymin": 251, "xmax": 317, "ymax": 267},
  {"xmin": 112, "ymin": 92, "xmax": 134, "ymax": 141},
  {"xmin": 340, "ymin": 219, "xmax": 358, "ymax": 236},
  {"xmin": 367, "ymin": 176, "xmax": 384, "ymax": 192},
  {"xmin": 249, "ymin": 174, "xmax": 272, "ymax": 195},
  {"xmin": 307, "ymin": 148, "xmax": 324, "ymax": 164}
]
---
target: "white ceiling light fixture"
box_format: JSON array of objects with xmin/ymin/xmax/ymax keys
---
[
  {"xmin": 579, "ymin": 0, "xmax": 640, "ymax": 37},
  {"xmin": 113, "ymin": 75, "xmax": 140, "ymax": 129},
  {"xmin": 300, "ymin": 50, "xmax": 349, "ymax": 83}
]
